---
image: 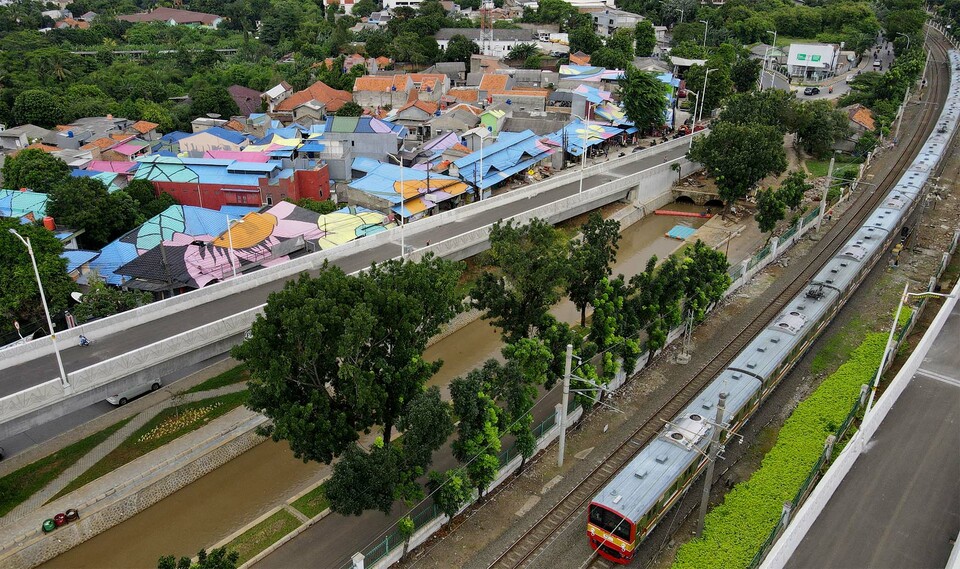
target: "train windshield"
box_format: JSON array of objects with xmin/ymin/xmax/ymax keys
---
[{"xmin": 588, "ymin": 504, "xmax": 632, "ymax": 541}]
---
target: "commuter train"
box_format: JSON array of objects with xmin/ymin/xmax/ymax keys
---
[{"xmin": 586, "ymin": 50, "xmax": 960, "ymax": 565}]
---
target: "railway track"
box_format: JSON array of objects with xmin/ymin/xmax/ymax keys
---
[{"xmin": 487, "ymin": 34, "xmax": 952, "ymax": 569}]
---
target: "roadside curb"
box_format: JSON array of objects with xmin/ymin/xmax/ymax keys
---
[{"xmin": 235, "ymin": 507, "xmax": 333, "ymax": 569}]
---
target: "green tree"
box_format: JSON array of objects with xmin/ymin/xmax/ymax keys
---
[
  {"xmin": 635, "ymin": 20, "xmax": 657, "ymax": 57},
  {"xmin": 72, "ymin": 276, "xmax": 151, "ymax": 324},
  {"xmin": 755, "ymin": 188, "xmax": 785, "ymax": 239},
  {"xmin": 234, "ymin": 256, "xmax": 463, "ymax": 464},
  {"xmin": 1, "ymin": 148, "xmax": 70, "ymax": 193},
  {"xmin": 730, "ymin": 56, "xmax": 761, "ymax": 93},
  {"xmin": 190, "ymin": 85, "xmax": 240, "ymax": 119},
  {"xmin": 795, "ymin": 100, "xmax": 849, "ymax": 158},
  {"xmin": 688, "ymin": 121, "xmax": 787, "ymax": 210},
  {"xmin": 684, "ymin": 64, "xmax": 733, "ymax": 119},
  {"xmin": 471, "ymin": 219, "xmax": 568, "ymax": 344},
  {"xmin": 497, "ymin": 339, "xmax": 552, "ymax": 470},
  {"xmin": 336, "ymin": 101, "xmax": 364, "ymax": 116},
  {"xmin": 681, "ymin": 240, "xmax": 730, "ymax": 323},
  {"xmin": 587, "ymin": 276, "xmax": 641, "ymax": 383},
  {"xmin": 590, "ymin": 47, "xmax": 630, "ymax": 70},
  {"xmin": 428, "ymin": 468, "xmax": 471, "ymax": 528},
  {"xmin": 777, "ymin": 170, "xmax": 811, "ymax": 211},
  {"xmin": 567, "ymin": 212, "xmax": 621, "ymax": 327},
  {"xmin": 606, "ymin": 28, "xmax": 634, "ymax": 59},
  {"xmin": 123, "ymin": 179, "xmax": 178, "ymax": 220},
  {"xmin": 352, "ymin": 0, "xmax": 377, "ymax": 17},
  {"xmin": 157, "ymin": 547, "xmax": 239, "ymax": 569},
  {"xmin": 0, "ymin": 218, "xmax": 75, "ymax": 338},
  {"xmin": 46, "ymin": 178, "xmax": 141, "ymax": 249},
  {"xmin": 524, "ymin": 54, "xmax": 543, "ymax": 69},
  {"xmin": 635, "ymin": 255, "xmax": 685, "ymax": 365},
  {"xmin": 569, "ymin": 25, "xmax": 603, "ymax": 55},
  {"xmin": 450, "ymin": 361, "xmax": 503, "ymax": 499},
  {"xmin": 718, "ymin": 89, "xmax": 799, "ymax": 134},
  {"xmin": 620, "ymin": 66, "xmax": 668, "ymax": 134},
  {"xmin": 12, "ymin": 89, "xmax": 66, "ymax": 128},
  {"xmin": 285, "ymin": 197, "xmax": 338, "ymax": 215},
  {"xmin": 507, "ymin": 42, "xmax": 539, "ymax": 62},
  {"xmin": 398, "ymin": 515, "xmax": 415, "ymax": 560},
  {"xmin": 443, "ymin": 34, "xmax": 480, "ymax": 65}
]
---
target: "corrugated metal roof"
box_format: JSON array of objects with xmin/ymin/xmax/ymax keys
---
[
  {"xmin": 61, "ymin": 250, "xmax": 99, "ymax": 273},
  {"xmin": 0, "ymin": 189, "xmax": 47, "ymax": 218}
]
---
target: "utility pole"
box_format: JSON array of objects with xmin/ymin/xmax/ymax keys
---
[
  {"xmin": 696, "ymin": 391, "xmax": 726, "ymax": 537},
  {"xmin": 818, "ymin": 155, "xmax": 835, "ymax": 231},
  {"xmin": 557, "ymin": 343, "xmax": 573, "ymax": 467}
]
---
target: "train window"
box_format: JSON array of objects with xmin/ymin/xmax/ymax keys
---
[{"xmin": 589, "ymin": 505, "xmax": 632, "ymax": 541}]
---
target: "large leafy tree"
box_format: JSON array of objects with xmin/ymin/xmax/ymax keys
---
[
  {"xmin": 428, "ymin": 468, "xmax": 472, "ymax": 528},
  {"xmin": 730, "ymin": 56, "xmax": 761, "ymax": 93},
  {"xmin": 507, "ymin": 43, "xmax": 539, "ymax": 62},
  {"xmin": 606, "ymin": 28, "xmax": 635, "ymax": 60},
  {"xmin": 122, "ymin": 179, "xmax": 178, "ymax": 220},
  {"xmin": 450, "ymin": 361, "xmax": 503, "ymax": 499},
  {"xmin": 681, "ymin": 240, "xmax": 730, "ymax": 323},
  {"xmin": 755, "ymin": 188, "xmax": 786, "ymax": 239},
  {"xmin": 326, "ymin": 387, "xmax": 454, "ymax": 515},
  {"xmin": 336, "ymin": 101, "xmax": 363, "ymax": 116},
  {"xmin": 590, "ymin": 47, "xmax": 631, "ymax": 70},
  {"xmin": 567, "ymin": 212, "xmax": 621, "ymax": 327},
  {"xmin": 631, "ymin": 256, "xmax": 685, "ymax": 365},
  {"xmin": 684, "ymin": 64, "xmax": 734, "ymax": 120},
  {"xmin": 472, "ymin": 219, "xmax": 568, "ymax": 344},
  {"xmin": 0, "ymin": 218, "xmax": 75, "ymax": 339},
  {"xmin": 496, "ymin": 339, "xmax": 552, "ymax": 470},
  {"xmin": 620, "ymin": 66, "xmax": 668, "ymax": 134},
  {"xmin": 443, "ymin": 34, "xmax": 480, "ymax": 65},
  {"xmin": 777, "ymin": 170, "xmax": 811, "ymax": 211},
  {"xmin": 12, "ymin": 89, "xmax": 65, "ymax": 128},
  {"xmin": 635, "ymin": 20, "xmax": 657, "ymax": 57},
  {"xmin": 688, "ymin": 121, "xmax": 787, "ymax": 209},
  {"xmin": 795, "ymin": 100, "xmax": 849, "ymax": 158},
  {"xmin": 46, "ymin": 178, "xmax": 141, "ymax": 249},
  {"xmin": 569, "ymin": 25, "xmax": 603, "ymax": 54},
  {"xmin": 158, "ymin": 547, "xmax": 239, "ymax": 569},
  {"xmin": 1, "ymin": 148, "xmax": 70, "ymax": 193},
  {"xmin": 234, "ymin": 256, "xmax": 463, "ymax": 465},
  {"xmin": 718, "ymin": 89, "xmax": 799, "ymax": 134},
  {"xmin": 588, "ymin": 276, "xmax": 641, "ymax": 383},
  {"xmin": 72, "ymin": 276, "xmax": 151, "ymax": 324},
  {"xmin": 189, "ymin": 85, "xmax": 240, "ymax": 119}
]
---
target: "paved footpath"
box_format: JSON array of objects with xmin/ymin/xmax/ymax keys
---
[{"xmin": 0, "ymin": 383, "xmax": 247, "ymax": 528}]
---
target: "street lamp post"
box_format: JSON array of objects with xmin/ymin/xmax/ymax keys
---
[
  {"xmin": 700, "ymin": 20, "xmax": 709, "ymax": 48},
  {"xmin": 387, "ymin": 152, "xmax": 406, "ymax": 257},
  {"xmin": 9, "ymin": 228, "xmax": 69, "ymax": 389},
  {"xmin": 476, "ymin": 125, "xmax": 492, "ymax": 201},
  {"xmin": 225, "ymin": 216, "xmax": 244, "ymax": 278},
  {"xmin": 573, "ymin": 103, "xmax": 595, "ymax": 194},
  {"xmin": 762, "ymin": 29, "xmax": 778, "ymax": 91},
  {"xmin": 866, "ymin": 285, "xmax": 958, "ymax": 414},
  {"xmin": 897, "ymin": 31, "xmax": 911, "ymax": 53},
  {"xmin": 696, "ymin": 68, "xmax": 718, "ymax": 125},
  {"xmin": 676, "ymin": 8, "xmax": 683, "ymax": 24}
]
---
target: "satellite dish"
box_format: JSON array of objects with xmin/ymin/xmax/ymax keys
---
[{"xmin": 71, "ymin": 292, "xmax": 84, "ymax": 303}]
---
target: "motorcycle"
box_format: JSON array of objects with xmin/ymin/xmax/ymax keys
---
[{"xmin": 79, "ymin": 335, "xmax": 90, "ymax": 347}]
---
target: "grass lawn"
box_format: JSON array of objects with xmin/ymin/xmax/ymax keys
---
[
  {"xmin": 184, "ymin": 365, "xmax": 249, "ymax": 394},
  {"xmin": 0, "ymin": 418, "xmax": 132, "ymax": 517},
  {"xmin": 52, "ymin": 391, "xmax": 249, "ymax": 501},
  {"xmin": 810, "ymin": 315, "xmax": 866, "ymax": 375},
  {"xmin": 226, "ymin": 509, "xmax": 302, "ymax": 565},
  {"xmin": 290, "ymin": 483, "xmax": 329, "ymax": 519},
  {"xmin": 806, "ymin": 156, "xmax": 862, "ymax": 179}
]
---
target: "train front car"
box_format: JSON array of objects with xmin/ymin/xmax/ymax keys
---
[{"xmin": 587, "ymin": 374, "xmax": 761, "ymax": 564}]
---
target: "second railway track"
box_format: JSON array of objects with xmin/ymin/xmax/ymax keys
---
[{"xmin": 487, "ymin": 33, "xmax": 953, "ymax": 569}]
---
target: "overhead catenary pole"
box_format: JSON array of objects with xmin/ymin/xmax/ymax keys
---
[
  {"xmin": 557, "ymin": 343, "xmax": 573, "ymax": 467},
  {"xmin": 818, "ymin": 154, "xmax": 835, "ymax": 231},
  {"xmin": 696, "ymin": 391, "xmax": 726, "ymax": 537},
  {"xmin": 866, "ymin": 283, "xmax": 908, "ymax": 414}
]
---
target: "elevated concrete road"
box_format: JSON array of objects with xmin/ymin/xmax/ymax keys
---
[
  {"xmin": 784, "ymin": 300, "xmax": 960, "ymax": 569},
  {"xmin": 0, "ymin": 142, "xmax": 690, "ymax": 399}
]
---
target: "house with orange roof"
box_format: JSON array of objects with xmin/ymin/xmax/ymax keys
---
[
  {"xmin": 353, "ymin": 75, "xmax": 416, "ymax": 109},
  {"xmin": 129, "ymin": 120, "xmax": 161, "ymax": 141},
  {"xmin": 389, "ymin": 99, "xmax": 441, "ymax": 140},
  {"xmin": 835, "ymin": 104, "xmax": 876, "ymax": 153},
  {"xmin": 444, "ymin": 87, "xmax": 480, "ymax": 105},
  {"xmin": 274, "ymin": 80, "xmax": 353, "ymax": 124},
  {"xmin": 479, "ymin": 73, "xmax": 513, "ymax": 96},
  {"xmin": 407, "ymin": 73, "xmax": 450, "ymax": 102},
  {"xmin": 569, "ymin": 51, "xmax": 591, "ymax": 66},
  {"xmin": 54, "ymin": 17, "xmax": 89, "ymax": 29}
]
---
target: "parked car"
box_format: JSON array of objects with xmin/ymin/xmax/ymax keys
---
[
  {"xmin": 873, "ymin": 59, "xmax": 882, "ymax": 70},
  {"xmin": 106, "ymin": 380, "xmax": 161, "ymax": 406},
  {"xmin": 803, "ymin": 86, "xmax": 821, "ymax": 96}
]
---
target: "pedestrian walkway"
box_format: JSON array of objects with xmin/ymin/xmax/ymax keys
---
[{"xmin": 0, "ymin": 383, "xmax": 247, "ymax": 528}]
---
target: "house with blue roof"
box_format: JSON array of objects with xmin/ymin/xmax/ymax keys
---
[
  {"xmin": 153, "ymin": 131, "xmax": 191, "ymax": 155},
  {"xmin": 0, "ymin": 189, "xmax": 48, "ymax": 220},
  {"xmin": 345, "ymin": 158, "xmax": 473, "ymax": 220},
  {"xmin": 178, "ymin": 127, "xmax": 250, "ymax": 155},
  {"xmin": 61, "ymin": 249, "xmax": 99, "ymax": 280},
  {"xmin": 450, "ymin": 130, "xmax": 561, "ymax": 194},
  {"xmin": 321, "ymin": 116, "xmax": 408, "ymax": 163}
]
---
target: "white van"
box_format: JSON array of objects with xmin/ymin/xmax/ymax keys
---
[
  {"xmin": 873, "ymin": 59, "xmax": 882, "ymax": 70},
  {"xmin": 106, "ymin": 380, "xmax": 161, "ymax": 406}
]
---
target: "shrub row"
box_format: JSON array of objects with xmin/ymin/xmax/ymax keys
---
[{"xmin": 672, "ymin": 332, "xmax": 888, "ymax": 569}]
